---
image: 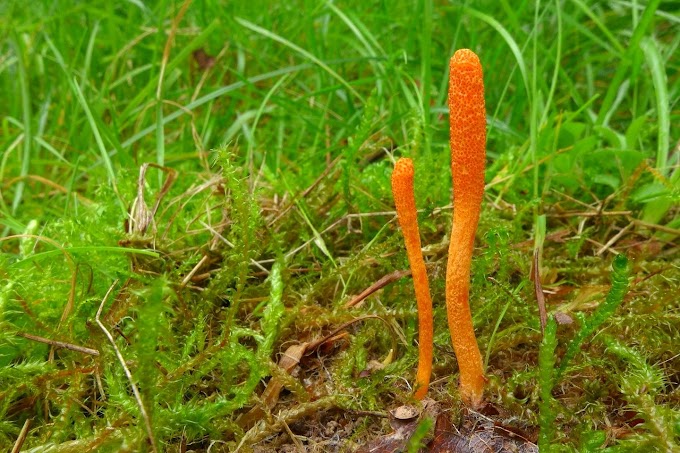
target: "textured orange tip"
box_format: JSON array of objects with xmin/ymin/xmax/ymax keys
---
[
  {"xmin": 446, "ymin": 49, "xmax": 487, "ymax": 407},
  {"xmin": 391, "ymin": 158, "xmax": 434, "ymax": 400}
]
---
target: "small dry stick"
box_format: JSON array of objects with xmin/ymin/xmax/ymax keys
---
[
  {"xmin": 96, "ymin": 280, "xmax": 158, "ymax": 453},
  {"xmin": 446, "ymin": 49, "xmax": 487, "ymax": 407},
  {"xmin": 17, "ymin": 332, "xmax": 100, "ymax": 356},
  {"xmin": 596, "ymin": 223, "xmax": 633, "ymax": 256},
  {"xmin": 11, "ymin": 418, "xmax": 31, "ymax": 453},
  {"xmin": 344, "ymin": 269, "xmax": 412, "ymax": 309},
  {"xmin": 391, "ymin": 158, "xmax": 434, "ymax": 400}
]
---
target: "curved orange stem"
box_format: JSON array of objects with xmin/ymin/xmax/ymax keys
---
[
  {"xmin": 446, "ymin": 49, "xmax": 487, "ymax": 407},
  {"xmin": 391, "ymin": 158, "xmax": 434, "ymax": 400}
]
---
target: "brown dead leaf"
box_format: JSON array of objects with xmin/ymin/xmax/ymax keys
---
[
  {"xmin": 429, "ymin": 411, "xmax": 538, "ymax": 453},
  {"xmin": 192, "ymin": 48, "xmax": 215, "ymax": 70},
  {"xmin": 237, "ymin": 343, "xmax": 308, "ymax": 430},
  {"xmin": 238, "ymin": 314, "xmax": 398, "ymax": 439},
  {"xmin": 238, "ymin": 318, "xmax": 379, "ymax": 430}
]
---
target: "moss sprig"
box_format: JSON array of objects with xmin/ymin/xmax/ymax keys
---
[
  {"xmin": 538, "ymin": 316, "xmax": 558, "ymax": 451},
  {"xmin": 557, "ymin": 254, "xmax": 630, "ymax": 378}
]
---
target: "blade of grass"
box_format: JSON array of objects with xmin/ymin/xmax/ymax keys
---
[
  {"xmin": 65, "ymin": 155, "xmax": 84, "ymax": 216},
  {"xmin": 235, "ymin": 17, "xmax": 363, "ymax": 102},
  {"xmin": 463, "ymin": 6, "xmax": 530, "ymax": 98},
  {"xmin": 44, "ymin": 35, "xmax": 123, "ymax": 210},
  {"xmin": 9, "ymin": 35, "xmax": 31, "ymax": 216},
  {"xmin": 640, "ymin": 37, "xmax": 670, "ymax": 176},
  {"xmin": 639, "ymin": 36, "xmax": 674, "ymax": 223},
  {"xmin": 531, "ymin": 0, "xmax": 541, "ymax": 211},
  {"xmin": 80, "ymin": 21, "xmax": 99, "ymax": 90},
  {"xmin": 116, "ymin": 63, "xmax": 314, "ymax": 152},
  {"xmin": 539, "ymin": 0, "xmax": 562, "ymax": 127},
  {"xmin": 118, "ymin": 18, "xmax": 221, "ymax": 123},
  {"xmin": 324, "ymin": 3, "xmax": 386, "ymax": 64},
  {"xmin": 419, "ymin": 0, "xmax": 432, "ymax": 157},
  {"xmin": 156, "ymin": 0, "xmax": 192, "ymax": 179},
  {"xmin": 571, "ymin": 0, "xmax": 625, "ymax": 56},
  {"xmin": 0, "ymin": 213, "xmax": 26, "ymax": 233},
  {"xmin": 247, "ymin": 74, "xmax": 290, "ymax": 177},
  {"xmin": 33, "ymin": 138, "xmax": 70, "ymax": 166},
  {"xmin": 71, "ymin": 81, "xmax": 120, "ymax": 189},
  {"xmin": 595, "ymin": 0, "xmax": 662, "ymax": 126}
]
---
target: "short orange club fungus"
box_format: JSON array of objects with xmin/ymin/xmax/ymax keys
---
[
  {"xmin": 446, "ymin": 48, "xmax": 487, "ymax": 407},
  {"xmin": 391, "ymin": 157, "xmax": 434, "ymax": 400}
]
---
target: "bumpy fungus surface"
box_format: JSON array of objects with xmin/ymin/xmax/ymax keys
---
[
  {"xmin": 446, "ymin": 48, "xmax": 487, "ymax": 407},
  {"xmin": 391, "ymin": 158, "xmax": 434, "ymax": 400}
]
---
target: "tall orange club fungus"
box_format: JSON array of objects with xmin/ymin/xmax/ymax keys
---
[
  {"xmin": 446, "ymin": 48, "xmax": 487, "ymax": 407},
  {"xmin": 391, "ymin": 158, "xmax": 434, "ymax": 400}
]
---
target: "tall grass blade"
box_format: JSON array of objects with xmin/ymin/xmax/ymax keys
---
[
  {"xmin": 640, "ymin": 37, "xmax": 670, "ymax": 177},
  {"xmin": 640, "ymin": 35, "xmax": 675, "ymax": 224},
  {"xmin": 117, "ymin": 64, "xmax": 315, "ymax": 152},
  {"xmin": 235, "ymin": 17, "xmax": 363, "ymax": 101},
  {"xmin": 44, "ymin": 35, "xmax": 121, "ymax": 208},
  {"xmin": 463, "ymin": 7, "xmax": 530, "ymax": 98},
  {"xmin": 595, "ymin": 0, "xmax": 662, "ymax": 126},
  {"xmin": 9, "ymin": 36, "xmax": 31, "ymax": 216}
]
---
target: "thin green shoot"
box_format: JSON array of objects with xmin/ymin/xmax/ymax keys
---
[
  {"xmin": 538, "ymin": 316, "xmax": 558, "ymax": 452},
  {"xmin": 9, "ymin": 35, "xmax": 31, "ymax": 216},
  {"xmin": 531, "ymin": 0, "xmax": 540, "ymax": 213}
]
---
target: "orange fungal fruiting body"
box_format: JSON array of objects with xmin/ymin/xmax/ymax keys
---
[
  {"xmin": 446, "ymin": 49, "xmax": 487, "ymax": 407},
  {"xmin": 391, "ymin": 158, "xmax": 434, "ymax": 400}
]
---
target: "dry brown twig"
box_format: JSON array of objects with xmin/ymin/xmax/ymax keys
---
[
  {"xmin": 11, "ymin": 418, "xmax": 31, "ymax": 453},
  {"xmin": 17, "ymin": 332, "xmax": 100, "ymax": 356}
]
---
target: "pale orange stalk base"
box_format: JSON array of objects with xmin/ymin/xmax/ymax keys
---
[
  {"xmin": 391, "ymin": 158, "xmax": 434, "ymax": 400},
  {"xmin": 446, "ymin": 49, "xmax": 487, "ymax": 407}
]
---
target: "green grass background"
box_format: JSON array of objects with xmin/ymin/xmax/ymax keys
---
[{"xmin": 1, "ymin": 0, "xmax": 679, "ymax": 451}]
